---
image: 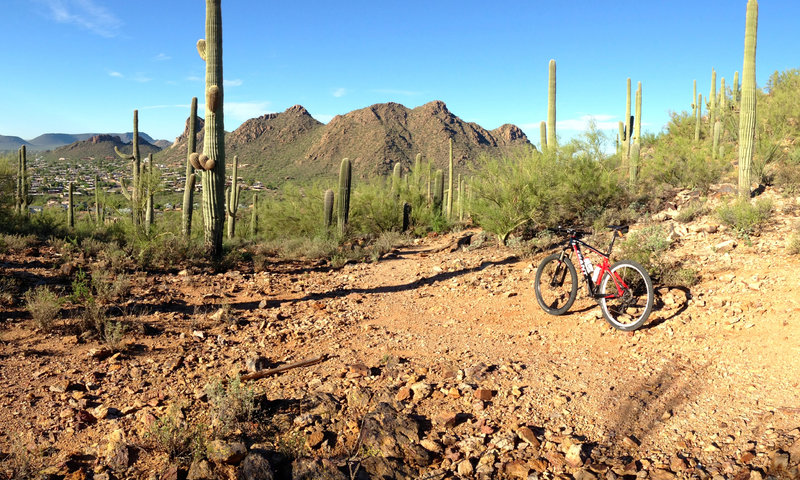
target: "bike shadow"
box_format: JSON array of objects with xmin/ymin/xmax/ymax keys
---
[{"xmin": 640, "ymin": 285, "xmax": 691, "ymax": 330}]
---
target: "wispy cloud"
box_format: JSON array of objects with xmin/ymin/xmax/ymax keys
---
[
  {"xmin": 372, "ymin": 88, "xmax": 422, "ymax": 96},
  {"xmin": 154, "ymin": 53, "xmax": 171, "ymax": 62},
  {"xmin": 224, "ymin": 79, "xmax": 243, "ymax": 87},
  {"xmin": 332, "ymin": 88, "xmax": 347, "ymax": 98},
  {"xmin": 37, "ymin": 0, "xmax": 122, "ymax": 38},
  {"xmin": 132, "ymin": 72, "xmax": 152, "ymax": 83},
  {"xmin": 557, "ymin": 114, "xmax": 620, "ymax": 131},
  {"xmin": 186, "ymin": 75, "xmax": 203, "ymax": 83},
  {"xmin": 108, "ymin": 71, "xmax": 123, "ymax": 78}
]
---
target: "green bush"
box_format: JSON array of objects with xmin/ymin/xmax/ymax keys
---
[
  {"xmin": 468, "ymin": 123, "xmax": 625, "ymax": 245},
  {"xmin": 675, "ymin": 200, "xmax": 709, "ymax": 223},
  {"xmin": 24, "ymin": 286, "xmax": 63, "ymax": 331},
  {"xmin": 205, "ymin": 376, "xmax": 256, "ymax": 438},
  {"xmin": 641, "ymin": 135, "xmax": 728, "ymax": 192},
  {"xmin": 717, "ymin": 198, "xmax": 773, "ymax": 236}
]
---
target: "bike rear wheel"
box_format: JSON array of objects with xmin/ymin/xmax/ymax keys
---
[
  {"xmin": 598, "ymin": 260, "xmax": 653, "ymax": 331},
  {"xmin": 534, "ymin": 254, "xmax": 578, "ymax": 315}
]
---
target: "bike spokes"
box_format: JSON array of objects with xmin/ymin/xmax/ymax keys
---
[{"xmin": 541, "ymin": 260, "xmax": 574, "ymax": 309}]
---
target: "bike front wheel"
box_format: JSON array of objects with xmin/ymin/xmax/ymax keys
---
[
  {"xmin": 534, "ymin": 254, "xmax": 578, "ymax": 315},
  {"xmin": 598, "ymin": 260, "xmax": 654, "ymax": 331}
]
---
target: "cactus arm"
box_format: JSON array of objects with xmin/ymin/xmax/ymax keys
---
[
  {"xmin": 197, "ymin": 39, "xmax": 207, "ymax": 61},
  {"xmin": 337, "ymin": 158, "xmax": 352, "ymax": 236},
  {"xmin": 114, "ymin": 146, "xmax": 134, "ymax": 161}
]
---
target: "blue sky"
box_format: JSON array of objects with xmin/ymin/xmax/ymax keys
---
[{"xmin": 1, "ymin": 0, "xmax": 797, "ymax": 147}]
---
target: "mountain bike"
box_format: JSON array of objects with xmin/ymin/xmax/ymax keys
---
[{"xmin": 533, "ymin": 225, "xmax": 654, "ymax": 331}]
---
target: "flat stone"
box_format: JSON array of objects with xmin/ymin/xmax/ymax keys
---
[
  {"xmin": 517, "ymin": 426, "xmax": 540, "ymax": 449},
  {"xmin": 457, "ymin": 459, "xmax": 474, "ymax": 476},
  {"xmin": 395, "ymin": 387, "xmax": 412, "ymax": 402},
  {"xmin": 504, "ymin": 460, "xmax": 529, "ymax": 479},
  {"xmin": 104, "ymin": 429, "xmax": 129, "ymax": 472},
  {"xmin": 187, "ymin": 459, "xmax": 214, "ymax": 480},
  {"xmin": 565, "ymin": 443, "xmax": 584, "ymax": 468},
  {"xmin": 306, "ymin": 430, "xmax": 325, "ymax": 449},
  {"xmin": 650, "ymin": 469, "xmax": 676, "ymax": 480},
  {"xmin": 410, "ymin": 382, "xmax": 431, "ymax": 400},
  {"xmin": 474, "ymin": 389, "xmax": 493, "ymax": 401},
  {"xmin": 208, "ymin": 440, "xmax": 246, "ymax": 465}
]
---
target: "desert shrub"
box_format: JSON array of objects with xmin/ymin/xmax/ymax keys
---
[
  {"xmin": 616, "ymin": 224, "xmax": 696, "ymax": 286},
  {"xmin": 717, "ymin": 198, "xmax": 773, "ymax": 236},
  {"xmin": 146, "ymin": 403, "xmax": 207, "ymax": 462},
  {"xmin": 0, "ymin": 234, "xmax": 37, "ymax": 252},
  {"xmin": 91, "ymin": 269, "xmax": 131, "ymax": 304},
  {"xmin": 468, "ymin": 124, "xmax": 624, "ymax": 245},
  {"xmin": 24, "ymin": 286, "xmax": 63, "ymax": 331},
  {"xmin": 368, "ymin": 231, "xmax": 408, "ymax": 262},
  {"xmin": 787, "ymin": 223, "xmax": 800, "ymax": 255},
  {"xmin": 641, "ymin": 135, "xmax": 728, "ymax": 193},
  {"xmin": 205, "ymin": 376, "xmax": 256, "ymax": 438},
  {"xmin": 0, "ymin": 276, "xmax": 19, "ymax": 305},
  {"xmin": 773, "ymin": 148, "xmax": 800, "ymax": 194},
  {"xmin": 130, "ymin": 233, "xmax": 200, "ymax": 270},
  {"xmin": 675, "ymin": 200, "xmax": 709, "ymax": 223}
]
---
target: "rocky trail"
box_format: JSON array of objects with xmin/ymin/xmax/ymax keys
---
[{"xmin": 1, "ymin": 186, "xmax": 800, "ymax": 480}]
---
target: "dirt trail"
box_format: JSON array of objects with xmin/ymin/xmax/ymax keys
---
[{"xmin": 1, "ymin": 186, "xmax": 800, "ymax": 478}]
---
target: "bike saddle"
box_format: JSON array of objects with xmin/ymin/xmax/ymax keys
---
[{"xmin": 606, "ymin": 225, "xmax": 629, "ymax": 234}]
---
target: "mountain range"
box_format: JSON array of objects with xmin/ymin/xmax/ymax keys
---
[
  {"xmin": 159, "ymin": 100, "xmax": 531, "ymax": 184},
  {"xmin": 7, "ymin": 100, "xmax": 531, "ymax": 185},
  {"xmin": 0, "ymin": 131, "xmax": 164, "ymax": 152}
]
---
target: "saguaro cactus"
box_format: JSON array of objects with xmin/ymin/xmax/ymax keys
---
[
  {"xmin": 629, "ymin": 143, "xmax": 640, "ymax": 187},
  {"xmin": 67, "ymin": 182, "xmax": 74, "ymax": 228},
  {"xmin": 446, "ymin": 138, "xmax": 454, "ymax": 218},
  {"xmin": 323, "ymin": 189, "xmax": 334, "ymax": 230},
  {"xmin": 401, "ymin": 202, "xmax": 412, "ymax": 232},
  {"xmin": 413, "ymin": 153, "xmax": 422, "ymax": 188},
  {"xmin": 539, "ymin": 121, "xmax": 547, "ymax": 151},
  {"xmin": 695, "ymin": 93, "xmax": 703, "ymax": 142},
  {"xmin": 115, "ymin": 110, "xmax": 143, "ymax": 226},
  {"xmin": 182, "ymin": 97, "xmax": 198, "ymax": 238},
  {"xmin": 16, "ymin": 146, "xmax": 30, "ymax": 216},
  {"xmin": 433, "ymin": 169, "xmax": 444, "ymax": 215},
  {"xmin": 738, "ymin": 0, "xmax": 758, "ymax": 197},
  {"xmin": 712, "ymin": 121, "xmax": 722, "ymax": 159},
  {"xmin": 225, "ymin": 155, "xmax": 241, "ymax": 239},
  {"xmin": 733, "ymin": 71, "xmax": 740, "ymax": 106},
  {"xmin": 145, "ymin": 154, "xmax": 155, "ymax": 234},
  {"xmin": 692, "ymin": 80, "xmax": 697, "ymax": 118},
  {"xmin": 392, "ymin": 162, "xmax": 402, "ymax": 197},
  {"xmin": 337, "ymin": 158, "xmax": 351, "ymax": 236},
  {"xmin": 547, "ymin": 59, "xmax": 557, "ymax": 149},
  {"xmin": 194, "ymin": 0, "xmax": 226, "ymax": 255},
  {"xmin": 250, "ymin": 193, "xmax": 259, "ymax": 239},
  {"xmin": 720, "ymin": 77, "xmax": 727, "ymax": 114},
  {"xmin": 709, "ymin": 68, "xmax": 717, "ymax": 127},
  {"xmin": 94, "ymin": 174, "xmax": 102, "ymax": 224},
  {"xmin": 624, "ymin": 78, "xmax": 632, "ymax": 159},
  {"xmin": 633, "ymin": 82, "xmax": 642, "ymax": 147}
]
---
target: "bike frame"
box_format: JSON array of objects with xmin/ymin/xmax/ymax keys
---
[{"xmin": 558, "ymin": 233, "xmax": 629, "ymax": 300}]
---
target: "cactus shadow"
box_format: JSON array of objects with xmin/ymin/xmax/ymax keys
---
[{"xmin": 269, "ymin": 255, "xmax": 520, "ymax": 307}]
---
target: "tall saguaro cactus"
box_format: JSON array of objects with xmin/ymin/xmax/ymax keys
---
[
  {"xmin": 115, "ymin": 110, "xmax": 143, "ymax": 227},
  {"xmin": 446, "ymin": 138, "xmax": 454, "ymax": 218},
  {"xmin": 145, "ymin": 154, "xmax": 155, "ymax": 235},
  {"xmin": 250, "ymin": 193, "xmax": 259, "ymax": 239},
  {"xmin": 709, "ymin": 68, "xmax": 717, "ymax": 127},
  {"xmin": 225, "ymin": 155, "xmax": 241, "ymax": 239},
  {"xmin": 194, "ymin": 0, "xmax": 226, "ymax": 256},
  {"xmin": 67, "ymin": 182, "xmax": 74, "ymax": 229},
  {"xmin": 733, "ymin": 71, "xmax": 740, "ymax": 107},
  {"xmin": 337, "ymin": 158, "xmax": 351, "ymax": 236},
  {"xmin": 182, "ymin": 97, "xmax": 199, "ymax": 238},
  {"xmin": 433, "ymin": 169, "xmax": 444, "ymax": 215},
  {"xmin": 539, "ymin": 121, "xmax": 547, "ymax": 151},
  {"xmin": 633, "ymin": 82, "xmax": 642, "ymax": 147},
  {"xmin": 94, "ymin": 174, "xmax": 102, "ymax": 224},
  {"xmin": 547, "ymin": 59, "xmax": 557, "ymax": 149},
  {"xmin": 624, "ymin": 78, "xmax": 632, "ymax": 159},
  {"xmin": 16, "ymin": 146, "xmax": 30, "ymax": 216},
  {"xmin": 695, "ymin": 93, "xmax": 703, "ymax": 142},
  {"xmin": 738, "ymin": 0, "xmax": 758, "ymax": 197},
  {"xmin": 323, "ymin": 189, "xmax": 334, "ymax": 230}
]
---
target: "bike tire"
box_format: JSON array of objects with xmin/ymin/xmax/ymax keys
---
[
  {"xmin": 598, "ymin": 260, "xmax": 654, "ymax": 331},
  {"xmin": 534, "ymin": 254, "xmax": 578, "ymax": 315}
]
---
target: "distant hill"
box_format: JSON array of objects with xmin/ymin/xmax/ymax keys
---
[
  {"xmin": 39, "ymin": 134, "xmax": 162, "ymax": 162},
  {"xmin": 157, "ymin": 101, "xmax": 530, "ymax": 184},
  {"xmin": 0, "ymin": 135, "xmax": 31, "ymax": 152},
  {"xmin": 0, "ymin": 132, "xmax": 167, "ymax": 152}
]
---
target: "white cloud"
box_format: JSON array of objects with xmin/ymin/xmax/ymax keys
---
[
  {"xmin": 186, "ymin": 75, "xmax": 203, "ymax": 83},
  {"xmin": 108, "ymin": 71, "xmax": 123, "ymax": 78},
  {"xmin": 557, "ymin": 114, "xmax": 620, "ymax": 131},
  {"xmin": 332, "ymin": 88, "xmax": 347, "ymax": 98},
  {"xmin": 224, "ymin": 79, "xmax": 243, "ymax": 87},
  {"xmin": 132, "ymin": 72, "xmax": 152, "ymax": 83},
  {"xmin": 37, "ymin": 0, "xmax": 122, "ymax": 38},
  {"xmin": 154, "ymin": 53, "xmax": 171, "ymax": 61}
]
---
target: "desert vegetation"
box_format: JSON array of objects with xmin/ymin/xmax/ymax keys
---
[{"xmin": 3, "ymin": 0, "xmax": 800, "ymax": 479}]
